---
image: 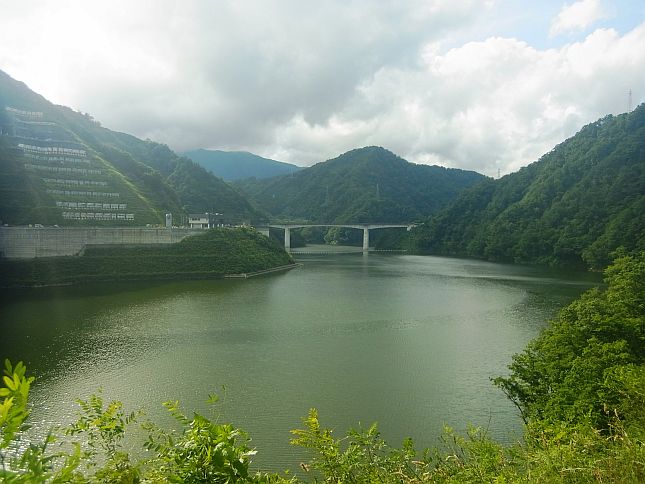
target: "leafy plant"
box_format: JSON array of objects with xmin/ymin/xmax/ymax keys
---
[
  {"xmin": 494, "ymin": 252, "xmax": 645, "ymax": 429},
  {"xmin": 291, "ymin": 408, "xmax": 428, "ymax": 483},
  {"xmin": 142, "ymin": 398, "xmax": 259, "ymax": 483},
  {"xmin": 0, "ymin": 359, "xmax": 33, "ymax": 449},
  {"xmin": 65, "ymin": 390, "xmax": 141, "ymax": 482}
]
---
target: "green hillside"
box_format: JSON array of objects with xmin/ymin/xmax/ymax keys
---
[
  {"xmin": 0, "ymin": 70, "xmax": 262, "ymax": 227},
  {"xmin": 0, "ymin": 228, "xmax": 293, "ymax": 287},
  {"xmin": 235, "ymin": 146, "xmax": 486, "ymax": 223},
  {"xmin": 183, "ymin": 149, "xmax": 301, "ymax": 181},
  {"xmin": 410, "ymin": 106, "xmax": 645, "ymax": 269}
]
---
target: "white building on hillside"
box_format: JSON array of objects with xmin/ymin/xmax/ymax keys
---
[{"xmin": 188, "ymin": 212, "xmax": 225, "ymax": 229}]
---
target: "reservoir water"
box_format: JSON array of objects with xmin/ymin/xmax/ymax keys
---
[{"xmin": 0, "ymin": 251, "xmax": 599, "ymax": 472}]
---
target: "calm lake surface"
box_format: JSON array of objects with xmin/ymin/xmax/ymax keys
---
[{"xmin": 0, "ymin": 251, "xmax": 600, "ymax": 471}]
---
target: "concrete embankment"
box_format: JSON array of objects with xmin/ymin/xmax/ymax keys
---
[
  {"xmin": 0, "ymin": 227, "xmax": 295, "ymax": 287},
  {"xmin": 0, "ymin": 227, "xmax": 204, "ymax": 259}
]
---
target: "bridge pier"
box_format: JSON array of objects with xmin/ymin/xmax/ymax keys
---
[
  {"xmin": 362, "ymin": 227, "xmax": 369, "ymax": 251},
  {"xmin": 257, "ymin": 223, "xmax": 415, "ymax": 251}
]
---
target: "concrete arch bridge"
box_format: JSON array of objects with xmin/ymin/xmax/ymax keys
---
[{"xmin": 257, "ymin": 223, "xmax": 415, "ymax": 251}]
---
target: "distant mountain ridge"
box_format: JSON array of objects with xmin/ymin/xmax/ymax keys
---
[
  {"xmin": 0, "ymin": 69, "xmax": 263, "ymax": 226},
  {"xmin": 235, "ymin": 146, "xmax": 486, "ymax": 224},
  {"xmin": 182, "ymin": 149, "xmax": 301, "ymax": 181},
  {"xmin": 411, "ymin": 105, "xmax": 645, "ymax": 269}
]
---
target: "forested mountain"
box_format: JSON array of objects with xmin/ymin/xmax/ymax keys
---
[
  {"xmin": 411, "ymin": 106, "xmax": 645, "ymax": 269},
  {"xmin": 183, "ymin": 149, "xmax": 301, "ymax": 181},
  {"xmin": 235, "ymin": 146, "xmax": 486, "ymax": 223},
  {"xmin": 0, "ymin": 70, "xmax": 262, "ymax": 226}
]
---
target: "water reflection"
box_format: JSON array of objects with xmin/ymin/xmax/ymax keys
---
[{"xmin": 0, "ymin": 253, "xmax": 600, "ymax": 472}]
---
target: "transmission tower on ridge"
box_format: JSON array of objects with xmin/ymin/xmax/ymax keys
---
[{"xmin": 628, "ymin": 88, "xmax": 632, "ymax": 112}]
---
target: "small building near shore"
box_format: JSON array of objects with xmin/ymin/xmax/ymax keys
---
[{"xmin": 188, "ymin": 212, "xmax": 225, "ymax": 229}]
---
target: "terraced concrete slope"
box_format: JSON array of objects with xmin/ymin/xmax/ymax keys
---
[{"xmin": 0, "ymin": 70, "xmax": 262, "ymax": 227}]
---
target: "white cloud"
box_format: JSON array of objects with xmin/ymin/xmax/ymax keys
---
[
  {"xmin": 0, "ymin": 1, "xmax": 643, "ymax": 177},
  {"xmin": 550, "ymin": 0, "xmax": 606, "ymax": 37},
  {"xmin": 268, "ymin": 25, "xmax": 645, "ymax": 175}
]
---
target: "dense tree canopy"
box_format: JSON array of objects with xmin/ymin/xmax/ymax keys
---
[
  {"xmin": 495, "ymin": 251, "xmax": 645, "ymax": 431},
  {"xmin": 235, "ymin": 146, "xmax": 485, "ymax": 224},
  {"xmin": 410, "ymin": 106, "xmax": 645, "ymax": 270}
]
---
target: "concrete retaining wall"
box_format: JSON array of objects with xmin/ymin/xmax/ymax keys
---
[{"xmin": 0, "ymin": 227, "xmax": 205, "ymax": 259}]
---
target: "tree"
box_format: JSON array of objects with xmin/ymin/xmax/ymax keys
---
[{"xmin": 494, "ymin": 251, "xmax": 645, "ymax": 430}]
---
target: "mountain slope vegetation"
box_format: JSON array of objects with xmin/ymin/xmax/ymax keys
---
[
  {"xmin": 183, "ymin": 149, "xmax": 301, "ymax": 181},
  {"xmin": 0, "ymin": 69, "xmax": 261, "ymax": 226},
  {"xmin": 411, "ymin": 106, "xmax": 645, "ymax": 269},
  {"xmin": 235, "ymin": 146, "xmax": 486, "ymax": 224}
]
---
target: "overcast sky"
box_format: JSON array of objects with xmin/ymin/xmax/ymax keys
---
[{"xmin": 1, "ymin": 0, "xmax": 644, "ymax": 175}]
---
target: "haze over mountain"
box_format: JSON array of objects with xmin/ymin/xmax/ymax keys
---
[
  {"xmin": 235, "ymin": 146, "xmax": 486, "ymax": 224},
  {"xmin": 411, "ymin": 105, "xmax": 645, "ymax": 270},
  {"xmin": 0, "ymin": 70, "xmax": 262, "ymax": 226},
  {"xmin": 182, "ymin": 149, "xmax": 301, "ymax": 181},
  {"xmin": 2, "ymin": 2, "xmax": 643, "ymax": 177}
]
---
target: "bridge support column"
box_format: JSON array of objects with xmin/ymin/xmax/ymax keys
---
[
  {"xmin": 284, "ymin": 227, "xmax": 291, "ymax": 250},
  {"xmin": 362, "ymin": 227, "xmax": 369, "ymax": 251}
]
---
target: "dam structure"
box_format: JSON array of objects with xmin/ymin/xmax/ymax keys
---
[{"xmin": 0, "ymin": 226, "xmax": 204, "ymax": 259}]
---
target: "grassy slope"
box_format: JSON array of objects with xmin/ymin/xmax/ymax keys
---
[{"xmin": 0, "ymin": 228, "xmax": 293, "ymax": 287}]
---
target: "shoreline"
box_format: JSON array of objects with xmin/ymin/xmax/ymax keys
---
[
  {"xmin": 0, "ymin": 263, "xmax": 301, "ymax": 289},
  {"xmin": 224, "ymin": 262, "xmax": 302, "ymax": 279}
]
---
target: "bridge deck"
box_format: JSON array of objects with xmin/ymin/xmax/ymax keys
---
[
  {"xmin": 266, "ymin": 223, "xmax": 415, "ymax": 229},
  {"xmin": 257, "ymin": 223, "xmax": 415, "ymax": 251}
]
